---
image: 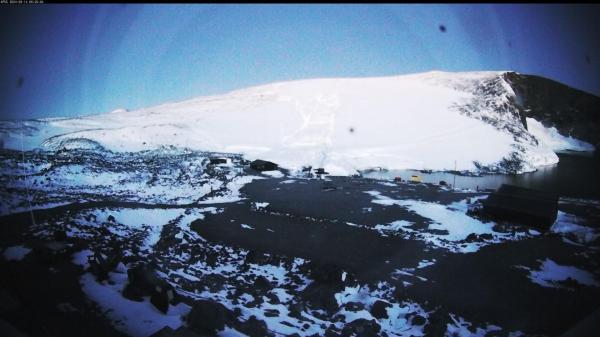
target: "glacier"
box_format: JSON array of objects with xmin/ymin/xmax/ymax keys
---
[{"xmin": 1, "ymin": 71, "xmax": 593, "ymax": 175}]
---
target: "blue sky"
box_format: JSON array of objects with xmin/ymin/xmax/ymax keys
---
[{"xmin": 1, "ymin": 4, "xmax": 599, "ymax": 120}]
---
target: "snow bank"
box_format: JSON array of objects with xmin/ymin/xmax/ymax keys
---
[
  {"xmin": 198, "ymin": 175, "xmax": 263, "ymax": 204},
  {"xmin": 80, "ymin": 272, "xmax": 190, "ymax": 337},
  {"xmin": 518, "ymin": 258, "xmax": 600, "ymax": 289},
  {"xmin": 526, "ymin": 118, "xmax": 595, "ymax": 152},
  {"xmin": 365, "ymin": 191, "xmax": 528, "ymax": 253},
  {"xmin": 1, "ymin": 71, "xmax": 561, "ymax": 174},
  {"xmin": 261, "ymin": 170, "xmax": 284, "ymax": 178},
  {"xmin": 551, "ymin": 211, "xmax": 599, "ymax": 245},
  {"xmin": 367, "ymin": 191, "xmax": 493, "ymax": 250},
  {"xmin": 87, "ymin": 208, "xmax": 186, "ymax": 250},
  {"xmin": 446, "ymin": 313, "xmax": 503, "ymax": 337}
]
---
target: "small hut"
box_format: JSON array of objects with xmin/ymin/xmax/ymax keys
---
[
  {"xmin": 209, "ymin": 158, "xmax": 228, "ymax": 165},
  {"xmin": 482, "ymin": 184, "xmax": 558, "ymax": 230},
  {"xmin": 314, "ymin": 168, "xmax": 328, "ymax": 175},
  {"xmin": 250, "ymin": 159, "xmax": 278, "ymax": 171}
]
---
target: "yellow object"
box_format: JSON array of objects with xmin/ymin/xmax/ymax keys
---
[{"xmin": 410, "ymin": 175, "xmax": 422, "ymax": 183}]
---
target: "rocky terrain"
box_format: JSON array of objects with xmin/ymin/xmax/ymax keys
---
[
  {"xmin": 504, "ymin": 72, "xmax": 600, "ymax": 149},
  {"xmin": 1, "ymin": 146, "xmax": 599, "ymax": 337}
]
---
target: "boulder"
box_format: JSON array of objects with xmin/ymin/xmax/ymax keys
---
[
  {"xmin": 300, "ymin": 283, "xmax": 339, "ymax": 313},
  {"xmin": 54, "ymin": 229, "xmax": 68, "ymax": 241},
  {"xmin": 89, "ymin": 247, "xmax": 122, "ymax": 282},
  {"xmin": 479, "ymin": 233, "xmax": 493, "ymax": 241},
  {"xmin": 237, "ymin": 315, "xmax": 270, "ymax": 337},
  {"xmin": 392, "ymin": 283, "xmax": 412, "ymax": 305},
  {"xmin": 465, "ymin": 233, "xmax": 479, "ymax": 243},
  {"xmin": 250, "ymin": 159, "xmax": 278, "ymax": 172},
  {"xmin": 151, "ymin": 291, "xmax": 171, "ymax": 314},
  {"xmin": 287, "ymin": 301, "xmax": 305, "ymax": 319},
  {"xmin": 201, "ymin": 273, "xmax": 226, "ymax": 292},
  {"xmin": 423, "ymin": 309, "xmax": 450, "ymax": 337},
  {"xmin": 125, "ymin": 264, "xmax": 176, "ymax": 313},
  {"xmin": 121, "ymin": 283, "xmax": 144, "ymax": 302},
  {"xmin": 340, "ymin": 319, "xmax": 380, "ymax": 337},
  {"xmin": 343, "ymin": 302, "xmax": 365, "ymax": 312},
  {"xmin": 305, "ymin": 262, "xmax": 345, "ymax": 286},
  {"xmin": 187, "ymin": 300, "xmax": 229, "ymax": 335},
  {"xmin": 411, "ymin": 314, "xmax": 427, "ymax": 326},
  {"xmin": 253, "ymin": 275, "xmax": 272, "ymax": 292},
  {"xmin": 370, "ymin": 300, "xmax": 391, "ymax": 319}
]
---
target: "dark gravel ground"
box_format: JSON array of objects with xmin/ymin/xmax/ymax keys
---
[
  {"xmin": 193, "ymin": 176, "xmax": 600, "ymax": 336},
  {"xmin": 1, "ymin": 175, "xmax": 599, "ymax": 337}
]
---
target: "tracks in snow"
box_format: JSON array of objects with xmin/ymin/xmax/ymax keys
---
[{"xmin": 282, "ymin": 94, "xmax": 340, "ymax": 166}]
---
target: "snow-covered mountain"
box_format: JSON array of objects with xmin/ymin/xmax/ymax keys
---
[{"xmin": 0, "ymin": 71, "xmax": 596, "ymax": 175}]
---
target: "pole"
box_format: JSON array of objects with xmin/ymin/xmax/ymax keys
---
[{"xmin": 453, "ymin": 160, "xmax": 456, "ymax": 189}]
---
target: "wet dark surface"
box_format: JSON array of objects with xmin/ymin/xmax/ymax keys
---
[
  {"xmin": 189, "ymin": 177, "xmax": 600, "ymax": 335},
  {"xmin": 242, "ymin": 176, "xmax": 481, "ymax": 225},
  {"xmin": 408, "ymin": 237, "xmax": 600, "ymax": 336},
  {"xmin": 365, "ymin": 153, "xmax": 600, "ymax": 199},
  {"xmin": 192, "ymin": 201, "xmax": 435, "ymax": 282}
]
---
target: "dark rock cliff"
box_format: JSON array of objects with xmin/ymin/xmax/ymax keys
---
[{"xmin": 503, "ymin": 72, "xmax": 600, "ymax": 149}]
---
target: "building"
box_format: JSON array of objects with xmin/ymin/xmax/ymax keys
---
[
  {"xmin": 209, "ymin": 158, "xmax": 228, "ymax": 165},
  {"xmin": 249, "ymin": 159, "xmax": 278, "ymax": 171},
  {"xmin": 482, "ymin": 184, "xmax": 558, "ymax": 230}
]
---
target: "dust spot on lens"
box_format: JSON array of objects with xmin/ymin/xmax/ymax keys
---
[
  {"xmin": 349, "ymin": 127, "xmax": 355, "ymax": 134},
  {"xmin": 16, "ymin": 76, "xmax": 24, "ymax": 88}
]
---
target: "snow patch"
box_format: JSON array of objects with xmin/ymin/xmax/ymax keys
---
[
  {"xmin": 366, "ymin": 191, "xmax": 518, "ymax": 252},
  {"xmin": 261, "ymin": 170, "xmax": 284, "ymax": 178},
  {"xmin": 198, "ymin": 175, "xmax": 263, "ymax": 204},
  {"xmin": 2, "ymin": 245, "xmax": 32, "ymax": 261},
  {"xmin": 417, "ymin": 259, "xmax": 436, "ymax": 269},
  {"xmin": 252, "ymin": 202, "xmax": 269, "ymax": 210},
  {"xmin": 550, "ymin": 211, "xmax": 599, "ymax": 245},
  {"xmin": 527, "ymin": 117, "xmax": 595, "ymax": 152},
  {"xmin": 517, "ymin": 258, "xmax": 600, "ymax": 289},
  {"xmin": 80, "ymin": 272, "xmax": 191, "ymax": 337},
  {"xmin": 446, "ymin": 313, "xmax": 503, "ymax": 337},
  {"xmin": 72, "ymin": 249, "xmax": 94, "ymax": 269}
]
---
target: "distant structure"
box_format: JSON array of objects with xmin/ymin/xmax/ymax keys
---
[
  {"xmin": 314, "ymin": 168, "xmax": 329, "ymax": 179},
  {"xmin": 482, "ymin": 184, "xmax": 558, "ymax": 230},
  {"xmin": 209, "ymin": 158, "xmax": 228, "ymax": 165},
  {"xmin": 250, "ymin": 159, "xmax": 278, "ymax": 171},
  {"xmin": 302, "ymin": 166, "xmax": 313, "ymax": 178}
]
